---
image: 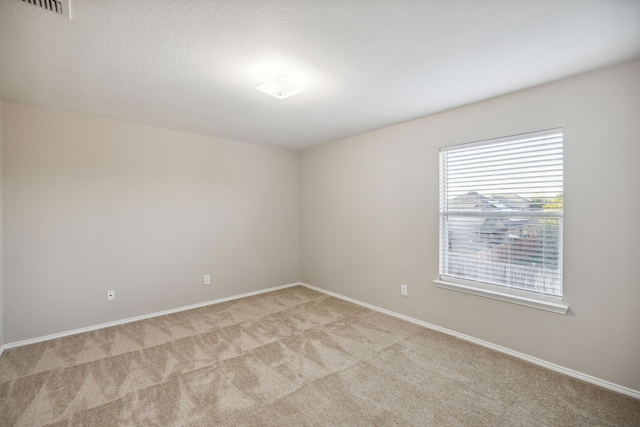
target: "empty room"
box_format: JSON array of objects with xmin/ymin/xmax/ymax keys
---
[{"xmin": 0, "ymin": 0, "xmax": 639, "ymax": 425}]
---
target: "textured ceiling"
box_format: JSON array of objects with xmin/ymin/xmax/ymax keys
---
[{"xmin": 1, "ymin": 0, "xmax": 639, "ymax": 150}]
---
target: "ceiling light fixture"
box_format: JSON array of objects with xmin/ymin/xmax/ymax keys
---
[{"xmin": 254, "ymin": 75, "xmax": 305, "ymax": 100}]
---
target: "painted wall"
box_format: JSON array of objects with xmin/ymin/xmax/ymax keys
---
[
  {"xmin": 3, "ymin": 103, "xmax": 301, "ymax": 342},
  {"xmin": 0, "ymin": 100, "xmax": 4, "ymax": 349},
  {"xmin": 301, "ymin": 59, "xmax": 640, "ymax": 391}
]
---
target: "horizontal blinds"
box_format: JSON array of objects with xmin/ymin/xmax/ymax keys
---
[{"xmin": 439, "ymin": 129, "xmax": 563, "ymax": 296}]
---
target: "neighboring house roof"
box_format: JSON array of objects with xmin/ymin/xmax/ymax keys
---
[
  {"xmin": 450, "ymin": 191, "xmax": 533, "ymax": 211},
  {"xmin": 450, "ymin": 192, "xmax": 534, "ymax": 236}
]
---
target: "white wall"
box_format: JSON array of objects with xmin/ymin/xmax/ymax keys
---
[
  {"xmin": 3, "ymin": 103, "xmax": 301, "ymax": 342},
  {"xmin": 301, "ymin": 59, "xmax": 640, "ymax": 392}
]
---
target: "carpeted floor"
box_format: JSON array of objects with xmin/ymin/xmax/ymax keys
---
[{"xmin": 0, "ymin": 285, "xmax": 638, "ymax": 426}]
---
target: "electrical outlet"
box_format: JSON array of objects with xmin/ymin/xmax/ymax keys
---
[
  {"xmin": 204, "ymin": 274, "xmax": 211, "ymax": 285},
  {"xmin": 107, "ymin": 290, "xmax": 115, "ymax": 301},
  {"xmin": 401, "ymin": 284, "xmax": 408, "ymax": 297}
]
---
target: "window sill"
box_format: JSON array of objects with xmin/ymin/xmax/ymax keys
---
[{"xmin": 434, "ymin": 280, "xmax": 569, "ymax": 314}]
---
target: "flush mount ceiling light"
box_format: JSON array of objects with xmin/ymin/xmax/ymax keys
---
[{"xmin": 254, "ymin": 76, "xmax": 305, "ymax": 100}]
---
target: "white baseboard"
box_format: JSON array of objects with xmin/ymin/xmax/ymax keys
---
[
  {"xmin": 300, "ymin": 282, "xmax": 640, "ymax": 400},
  {"xmin": 4, "ymin": 281, "xmax": 638, "ymax": 399},
  {"xmin": 2, "ymin": 282, "xmax": 300, "ymax": 350}
]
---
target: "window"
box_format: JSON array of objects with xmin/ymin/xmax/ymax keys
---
[{"xmin": 436, "ymin": 129, "xmax": 567, "ymax": 314}]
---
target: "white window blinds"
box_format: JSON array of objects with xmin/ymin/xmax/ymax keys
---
[{"xmin": 439, "ymin": 129, "xmax": 563, "ymax": 298}]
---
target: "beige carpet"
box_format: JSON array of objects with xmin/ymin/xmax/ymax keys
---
[{"xmin": 0, "ymin": 286, "xmax": 638, "ymax": 426}]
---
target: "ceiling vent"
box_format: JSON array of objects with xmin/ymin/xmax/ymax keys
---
[{"xmin": 20, "ymin": 0, "xmax": 71, "ymax": 19}]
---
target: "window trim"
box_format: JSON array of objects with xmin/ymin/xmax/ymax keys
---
[
  {"xmin": 434, "ymin": 279, "xmax": 568, "ymax": 314},
  {"xmin": 437, "ymin": 129, "xmax": 567, "ymax": 314}
]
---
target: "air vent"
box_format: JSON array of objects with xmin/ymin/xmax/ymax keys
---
[{"xmin": 20, "ymin": 0, "xmax": 71, "ymax": 18}]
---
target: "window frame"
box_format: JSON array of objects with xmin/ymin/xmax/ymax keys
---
[{"xmin": 436, "ymin": 129, "xmax": 568, "ymax": 314}]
